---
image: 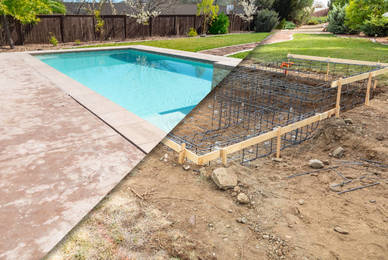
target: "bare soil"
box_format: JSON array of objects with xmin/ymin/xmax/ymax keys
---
[{"xmin": 47, "ymin": 86, "xmax": 388, "ymax": 259}]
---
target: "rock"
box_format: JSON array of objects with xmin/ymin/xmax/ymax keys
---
[
  {"xmin": 237, "ymin": 193, "xmax": 250, "ymax": 204},
  {"xmin": 233, "ymin": 186, "xmax": 241, "ymax": 193},
  {"xmin": 236, "ymin": 217, "xmax": 247, "ymax": 224},
  {"xmin": 298, "ymin": 199, "xmax": 305, "ymax": 205},
  {"xmin": 262, "ymin": 234, "xmax": 270, "ymax": 239},
  {"xmin": 211, "ymin": 167, "xmax": 238, "ymax": 190},
  {"xmin": 160, "ymin": 153, "xmax": 168, "ymax": 161},
  {"xmin": 199, "ymin": 167, "xmax": 207, "ymax": 176},
  {"xmin": 334, "ymin": 226, "xmax": 349, "ymax": 235},
  {"xmin": 329, "ymin": 184, "xmax": 341, "ymax": 192},
  {"xmin": 369, "ymin": 199, "xmax": 376, "ymax": 203},
  {"xmin": 182, "ymin": 165, "xmax": 191, "ymax": 171},
  {"xmin": 332, "ymin": 147, "xmax": 345, "ymax": 158},
  {"xmin": 272, "ymin": 157, "xmax": 283, "ymax": 162},
  {"xmin": 376, "ymin": 135, "xmax": 384, "ymax": 141},
  {"xmin": 309, "ymin": 159, "xmax": 324, "ymax": 169},
  {"xmin": 344, "ymin": 118, "xmax": 353, "ymax": 124},
  {"xmin": 231, "ymin": 192, "xmax": 237, "ymax": 197},
  {"xmin": 228, "ymin": 209, "xmax": 233, "ymax": 213},
  {"xmin": 189, "ymin": 215, "xmax": 196, "ymax": 226}
]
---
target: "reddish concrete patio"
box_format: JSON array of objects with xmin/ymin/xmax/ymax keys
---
[{"xmin": 0, "ymin": 53, "xmax": 146, "ymax": 259}]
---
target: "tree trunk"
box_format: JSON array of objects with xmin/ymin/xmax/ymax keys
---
[{"xmin": 2, "ymin": 14, "xmax": 14, "ymax": 49}]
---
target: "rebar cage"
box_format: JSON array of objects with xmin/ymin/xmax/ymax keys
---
[{"xmin": 167, "ymin": 56, "xmax": 383, "ymax": 164}]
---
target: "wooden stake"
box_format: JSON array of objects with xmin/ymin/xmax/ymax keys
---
[
  {"xmin": 373, "ymin": 79, "xmax": 378, "ymax": 90},
  {"xmin": 365, "ymin": 73, "xmax": 372, "ymax": 106},
  {"xmin": 276, "ymin": 127, "xmax": 282, "ymax": 159},
  {"xmin": 325, "ymin": 57, "xmax": 330, "ymax": 81},
  {"xmin": 336, "ymin": 78, "xmax": 342, "ymax": 118},
  {"xmin": 220, "ymin": 149, "xmax": 227, "ymax": 166},
  {"xmin": 178, "ymin": 143, "xmax": 186, "ymax": 164}
]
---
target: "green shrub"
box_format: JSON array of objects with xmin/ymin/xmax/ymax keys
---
[
  {"xmin": 74, "ymin": 39, "xmax": 81, "ymax": 45},
  {"xmin": 362, "ymin": 15, "xmax": 388, "ymax": 36},
  {"xmin": 255, "ymin": 9, "xmax": 279, "ymax": 32},
  {"xmin": 49, "ymin": 33, "xmax": 58, "ymax": 46},
  {"xmin": 345, "ymin": 0, "xmax": 387, "ymax": 32},
  {"xmin": 284, "ymin": 21, "xmax": 296, "ymax": 29},
  {"xmin": 187, "ymin": 27, "xmax": 198, "ymax": 37},
  {"xmin": 208, "ymin": 12, "xmax": 230, "ymax": 34},
  {"xmin": 307, "ymin": 16, "xmax": 328, "ymax": 24},
  {"xmin": 276, "ymin": 18, "xmax": 286, "ymax": 29},
  {"xmin": 327, "ymin": 4, "xmax": 350, "ymax": 34}
]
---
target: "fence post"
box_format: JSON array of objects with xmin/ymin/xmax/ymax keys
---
[
  {"xmin": 220, "ymin": 149, "xmax": 227, "ymax": 166},
  {"xmin": 325, "ymin": 57, "xmax": 330, "ymax": 81},
  {"xmin": 276, "ymin": 127, "xmax": 282, "ymax": 159},
  {"xmin": 124, "ymin": 15, "xmax": 127, "ymax": 39},
  {"xmin": 60, "ymin": 15, "xmax": 65, "ymax": 42},
  {"xmin": 149, "ymin": 17, "xmax": 153, "ymax": 37},
  {"xmin": 335, "ymin": 78, "xmax": 343, "ymax": 118},
  {"xmin": 365, "ymin": 73, "xmax": 372, "ymax": 106},
  {"xmin": 373, "ymin": 79, "xmax": 378, "ymax": 90},
  {"xmin": 178, "ymin": 143, "xmax": 186, "ymax": 164}
]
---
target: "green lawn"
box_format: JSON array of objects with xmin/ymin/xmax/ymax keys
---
[
  {"xmin": 229, "ymin": 50, "xmax": 251, "ymax": 59},
  {"xmin": 78, "ymin": 33, "xmax": 269, "ymax": 52},
  {"xmin": 249, "ymin": 34, "xmax": 388, "ymax": 63}
]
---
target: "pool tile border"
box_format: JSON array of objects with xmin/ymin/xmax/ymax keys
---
[{"xmin": 24, "ymin": 46, "xmax": 242, "ymax": 153}]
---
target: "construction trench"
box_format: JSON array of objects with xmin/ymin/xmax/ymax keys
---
[{"xmin": 163, "ymin": 54, "xmax": 388, "ymax": 165}]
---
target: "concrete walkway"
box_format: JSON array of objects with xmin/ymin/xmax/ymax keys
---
[
  {"xmin": 0, "ymin": 53, "xmax": 146, "ymax": 259},
  {"xmin": 199, "ymin": 42, "xmax": 259, "ymax": 56},
  {"xmin": 261, "ymin": 24, "xmax": 329, "ymax": 45}
]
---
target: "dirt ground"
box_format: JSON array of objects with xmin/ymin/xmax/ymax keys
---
[{"xmin": 46, "ymin": 80, "xmax": 388, "ymax": 259}]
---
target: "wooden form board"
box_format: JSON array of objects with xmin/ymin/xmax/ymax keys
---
[
  {"xmin": 331, "ymin": 67, "xmax": 388, "ymax": 88},
  {"xmin": 163, "ymin": 108, "xmax": 337, "ymax": 165},
  {"xmin": 163, "ymin": 54, "xmax": 388, "ymax": 165},
  {"xmin": 288, "ymin": 54, "xmax": 388, "ymax": 67}
]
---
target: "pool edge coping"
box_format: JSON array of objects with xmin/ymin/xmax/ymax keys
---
[
  {"xmin": 18, "ymin": 46, "xmax": 241, "ymax": 153},
  {"xmin": 26, "ymin": 45, "xmax": 242, "ymax": 70}
]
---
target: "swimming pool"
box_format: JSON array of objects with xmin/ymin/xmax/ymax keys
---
[{"xmin": 36, "ymin": 49, "xmax": 213, "ymax": 132}]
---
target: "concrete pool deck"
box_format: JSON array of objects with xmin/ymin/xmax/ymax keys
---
[{"xmin": 0, "ymin": 46, "xmax": 241, "ymax": 259}]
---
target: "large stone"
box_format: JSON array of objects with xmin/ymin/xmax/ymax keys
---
[
  {"xmin": 309, "ymin": 159, "xmax": 324, "ymax": 169},
  {"xmin": 332, "ymin": 147, "xmax": 345, "ymax": 158},
  {"xmin": 237, "ymin": 193, "xmax": 250, "ymax": 204},
  {"xmin": 211, "ymin": 167, "xmax": 238, "ymax": 190}
]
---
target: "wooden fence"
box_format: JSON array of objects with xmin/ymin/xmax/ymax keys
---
[
  {"xmin": 162, "ymin": 54, "xmax": 388, "ymax": 166},
  {"xmin": 0, "ymin": 14, "xmax": 251, "ymax": 45}
]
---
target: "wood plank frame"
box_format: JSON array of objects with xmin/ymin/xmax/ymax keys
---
[
  {"xmin": 162, "ymin": 55, "xmax": 388, "ymax": 166},
  {"xmin": 162, "ymin": 108, "xmax": 336, "ymax": 166},
  {"xmin": 287, "ymin": 54, "xmax": 388, "ymax": 67}
]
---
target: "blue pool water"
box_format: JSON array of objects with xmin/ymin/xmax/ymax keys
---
[{"xmin": 36, "ymin": 49, "xmax": 213, "ymax": 132}]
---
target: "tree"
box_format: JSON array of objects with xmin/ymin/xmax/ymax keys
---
[
  {"xmin": 197, "ymin": 0, "xmax": 219, "ymax": 34},
  {"xmin": 237, "ymin": 0, "xmax": 258, "ymax": 22},
  {"xmin": 273, "ymin": 0, "xmax": 313, "ymax": 22},
  {"xmin": 345, "ymin": 0, "xmax": 387, "ymax": 32},
  {"xmin": 0, "ymin": 0, "xmax": 65, "ymax": 48},
  {"xmin": 124, "ymin": 0, "xmax": 176, "ymax": 38}
]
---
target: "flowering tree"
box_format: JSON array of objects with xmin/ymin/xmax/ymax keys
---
[
  {"xmin": 237, "ymin": 0, "xmax": 258, "ymax": 22},
  {"xmin": 125, "ymin": 0, "xmax": 161, "ymax": 26}
]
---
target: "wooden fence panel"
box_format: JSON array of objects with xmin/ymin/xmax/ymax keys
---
[
  {"xmin": 126, "ymin": 17, "xmax": 149, "ymax": 38},
  {"xmin": 63, "ymin": 16, "xmax": 95, "ymax": 42},
  {"xmin": 176, "ymin": 16, "xmax": 196, "ymax": 36},
  {"xmin": 0, "ymin": 14, "xmax": 253, "ymax": 46},
  {"xmin": 152, "ymin": 16, "xmax": 175, "ymax": 36},
  {"xmin": 21, "ymin": 16, "xmax": 61, "ymax": 44},
  {"xmin": 102, "ymin": 16, "xmax": 125, "ymax": 40}
]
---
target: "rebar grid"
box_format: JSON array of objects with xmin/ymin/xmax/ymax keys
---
[{"xmin": 168, "ymin": 59, "xmax": 379, "ymax": 163}]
